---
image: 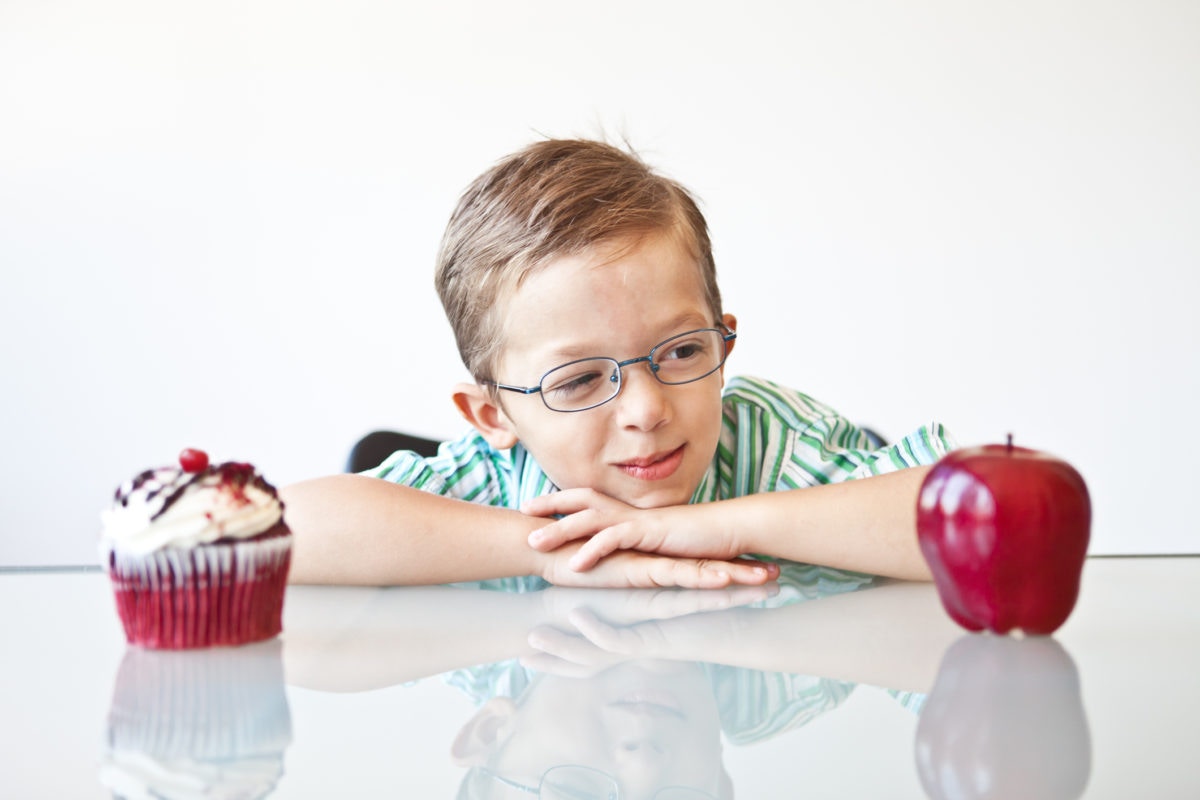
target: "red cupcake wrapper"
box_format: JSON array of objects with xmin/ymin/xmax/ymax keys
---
[{"xmin": 105, "ymin": 529, "xmax": 292, "ymax": 650}]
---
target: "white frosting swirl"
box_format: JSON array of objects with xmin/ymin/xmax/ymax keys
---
[{"xmin": 101, "ymin": 464, "xmax": 284, "ymax": 556}]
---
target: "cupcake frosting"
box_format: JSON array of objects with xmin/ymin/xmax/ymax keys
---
[{"xmin": 101, "ymin": 462, "xmax": 285, "ymax": 556}]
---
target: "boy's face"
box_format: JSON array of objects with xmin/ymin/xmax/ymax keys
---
[{"xmin": 487, "ymin": 231, "xmax": 734, "ymax": 509}]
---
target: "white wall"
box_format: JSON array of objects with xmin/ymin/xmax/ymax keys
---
[{"xmin": 2, "ymin": 0, "xmax": 1197, "ymax": 565}]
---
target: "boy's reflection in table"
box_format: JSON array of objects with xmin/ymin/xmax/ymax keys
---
[
  {"xmin": 283, "ymin": 563, "xmax": 1089, "ymax": 799},
  {"xmin": 286, "ymin": 566, "xmax": 932, "ymax": 797}
]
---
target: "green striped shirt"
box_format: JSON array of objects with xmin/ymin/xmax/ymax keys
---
[{"xmin": 367, "ymin": 375, "xmax": 955, "ymax": 591}]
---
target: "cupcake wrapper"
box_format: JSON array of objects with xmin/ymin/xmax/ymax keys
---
[{"xmin": 106, "ymin": 531, "xmax": 292, "ymax": 650}]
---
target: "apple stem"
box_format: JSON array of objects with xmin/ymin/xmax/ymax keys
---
[{"xmin": 1007, "ymin": 433, "xmax": 1013, "ymax": 453}]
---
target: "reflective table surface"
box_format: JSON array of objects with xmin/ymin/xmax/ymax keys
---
[{"xmin": 2, "ymin": 558, "xmax": 1196, "ymax": 798}]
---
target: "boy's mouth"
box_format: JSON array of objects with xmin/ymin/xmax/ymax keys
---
[{"xmin": 615, "ymin": 445, "xmax": 686, "ymax": 481}]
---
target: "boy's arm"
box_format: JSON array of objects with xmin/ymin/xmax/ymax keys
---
[
  {"xmin": 523, "ymin": 465, "xmax": 934, "ymax": 581},
  {"xmin": 280, "ymin": 474, "xmax": 777, "ymax": 588}
]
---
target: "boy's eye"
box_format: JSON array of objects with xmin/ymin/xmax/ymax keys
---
[
  {"xmin": 544, "ymin": 365, "xmax": 608, "ymax": 397},
  {"xmin": 659, "ymin": 338, "xmax": 708, "ymax": 362}
]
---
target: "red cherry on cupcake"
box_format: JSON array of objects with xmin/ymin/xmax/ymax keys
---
[{"xmin": 179, "ymin": 448, "xmax": 210, "ymax": 472}]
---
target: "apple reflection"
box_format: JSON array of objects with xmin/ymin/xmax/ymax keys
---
[
  {"xmin": 914, "ymin": 634, "xmax": 1091, "ymax": 800},
  {"xmin": 98, "ymin": 640, "xmax": 293, "ymax": 799}
]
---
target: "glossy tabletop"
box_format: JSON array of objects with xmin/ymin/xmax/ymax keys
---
[{"xmin": 1, "ymin": 558, "xmax": 1196, "ymax": 799}]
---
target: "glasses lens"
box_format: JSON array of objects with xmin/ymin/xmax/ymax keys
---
[
  {"xmin": 540, "ymin": 359, "xmax": 619, "ymax": 412},
  {"xmin": 651, "ymin": 329, "xmax": 726, "ymax": 385},
  {"xmin": 540, "ymin": 765, "xmax": 618, "ymax": 800}
]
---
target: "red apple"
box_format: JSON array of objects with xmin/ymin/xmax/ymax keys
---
[{"xmin": 916, "ymin": 438, "xmax": 1091, "ymax": 635}]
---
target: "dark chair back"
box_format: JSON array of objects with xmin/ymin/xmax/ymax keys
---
[
  {"xmin": 861, "ymin": 426, "xmax": 887, "ymax": 450},
  {"xmin": 346, "ymin": 430, "xmax": 442, "ymax": 473}
]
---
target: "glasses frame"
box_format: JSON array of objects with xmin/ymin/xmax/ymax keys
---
[{"xmin": 484, "ymin": 323, "xmax": 737, "ymax": 414}]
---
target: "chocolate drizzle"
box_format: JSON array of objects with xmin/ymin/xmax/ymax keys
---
[
  {"xmin": 113, "ymin": 462, "xmax": 281, "ymax": 522},
  {"xmin": 151, "ymin": 471, "xmax": 208, "ymax": 521}
]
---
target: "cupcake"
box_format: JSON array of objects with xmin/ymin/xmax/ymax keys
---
[{"xmin": 100, "ymin": 448, "xmax": 292, "ymax": 649}]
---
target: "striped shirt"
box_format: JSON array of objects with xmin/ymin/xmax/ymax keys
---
[{"xmin": 366, "ymin": 375, "xmax": 955, "ymax": 591}]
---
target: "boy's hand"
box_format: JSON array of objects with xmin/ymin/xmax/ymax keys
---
[
  {"xmin": 524, "ymin": 488, "xmax": 762, "ymax": 573},
  {"xmin": 538, "ymin": 538, "xmax": 776, "ymax": 589}
]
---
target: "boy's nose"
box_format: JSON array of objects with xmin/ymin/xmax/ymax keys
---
[{"xmin": 614, "ymin": 364, "xmax": 671, "ymax": 431}]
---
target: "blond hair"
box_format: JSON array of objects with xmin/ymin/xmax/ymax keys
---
[{"xmin": 435, "ymin": 139, "xmax": 722, "ymax": 381}]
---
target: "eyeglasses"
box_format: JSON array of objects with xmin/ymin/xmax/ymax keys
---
[
  {"xmin": 479, "ymin": 765, "xmax": 717, "ymax": 800},
  {"xmin": 484, "ymin": 325, "xmax": 736, "ymax": 413}
]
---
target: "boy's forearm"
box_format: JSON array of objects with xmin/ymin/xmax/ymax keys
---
[
  {"xmin": 723, "ymin": 466, "xmax": 934, "ymax": 581},
  {"xmin": 281, "ymin": 474, "xmax": 545, "ymax": 585}
]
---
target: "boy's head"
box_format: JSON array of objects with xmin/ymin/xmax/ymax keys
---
[
  {"xmin": 440, "ymin": 139, "xmax": 736, "ymax": 510},
  {"xmin": 436, "ymin": 138, "xmax": 722, "ymax": 384}
]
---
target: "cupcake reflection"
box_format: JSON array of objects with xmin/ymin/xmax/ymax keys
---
[{"xmin": 99, "ymin": 640, "xmax": 293, "ymax": 799}]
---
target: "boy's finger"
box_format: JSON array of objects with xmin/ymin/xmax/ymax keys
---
[
  {"xmin": 674, "ymin": 558, "xmax": 770, "ymax": 587},
  {"xmin": 520, "ymin": 496, "xmax": 561, "ymax": 517},
  {"xmin": 568, "ymin": 525, "xmax": 667, "ymax": 571},
  {"xmin": 528, "ymin": 522, "xmax": 580, "ymax": 551},
  {"xmin": 734, "ymin": 558, "xmax": 781, "ymax": 579},
  {"xmin": 723, "ymin": 559, "xmax": 776, "ymax": 585},
  {"xmin": 529, "ymin": 517, "xmax": 595, "ymax": 551},
  {"xmin": 520, "ymin": 488, "xmax": 598, "ymax": 517},
  {"xmin": 568, "ymin": 537, "xmax": 617, "ymax": 571},
  {"xmin": 649, "ymin": 559, "xmax": 731, "ymax": 590}
]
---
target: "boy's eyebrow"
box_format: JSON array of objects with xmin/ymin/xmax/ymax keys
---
[
  {"xmin": 538, "ymin": 312, "xmax": 717, "ymax": 362},
  {"xmin": 660, "ymin": 310, "xmax": 718, "ymax": 335}
]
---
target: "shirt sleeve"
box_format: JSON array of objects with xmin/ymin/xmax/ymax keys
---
[
  {"xmin": 363, "ymin": 430, "xmax": 558, "ymax": 508},
  {"xmin": 719, "ymin": 376, "xmax": 956, "ymax": 496}
]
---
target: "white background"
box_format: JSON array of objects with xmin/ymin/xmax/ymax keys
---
[{"xmin": 2, "ymin": 0, "xmax": 1197, "ymax": 565}]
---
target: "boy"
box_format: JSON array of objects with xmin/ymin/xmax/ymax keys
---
[{"xmin": 282, "ymin": 139, "xmax": 954, "ymax": 588}]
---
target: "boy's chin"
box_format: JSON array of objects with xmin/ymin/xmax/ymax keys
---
[{"xmin": 616, "ymin": 484, "xmax": 696, "ymax": 510}]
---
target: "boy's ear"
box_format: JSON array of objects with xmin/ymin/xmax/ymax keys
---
[
  {"xmin": 721, "ymin": 312, "xmax": 738, "ymax": 361},
  {"xmin": 453, "ymin": 382, "xmax": 519, "ymax": 450},
  {"xmin": 450, "ymin": 697, "xmax": 517, "ymax": 766}
]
